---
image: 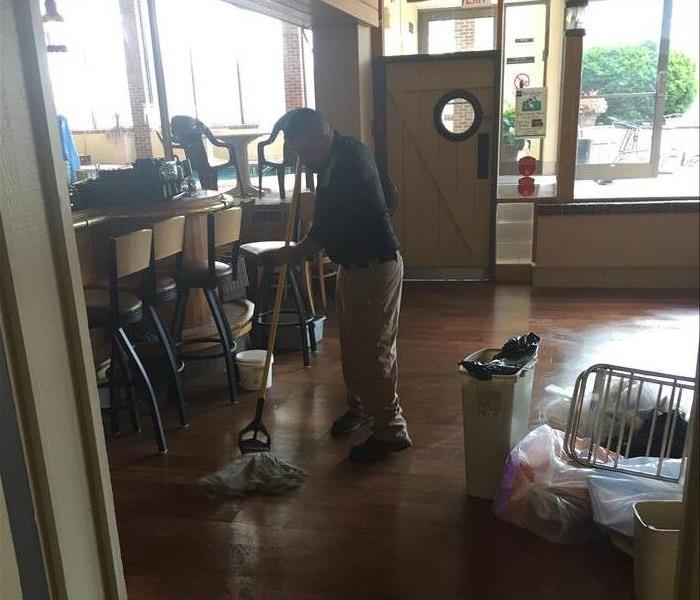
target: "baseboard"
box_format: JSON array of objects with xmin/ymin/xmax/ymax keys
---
[
  {"xmin": 403, "ymin": 267, "xmax": 486, "ymax": 281},
  {"xmin": 495, "ymin": 263, "xmax": 533, "ymax": 284},
  {"xmin": 533, "ymin": 267, "xmax": 699, "ymax": 289}
]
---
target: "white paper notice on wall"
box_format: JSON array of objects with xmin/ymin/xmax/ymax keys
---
[{"xmin": 515, "ymin": 87, "xmax": 547, "ymax": 138}]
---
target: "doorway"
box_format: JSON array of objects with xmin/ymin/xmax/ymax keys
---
[{"xmin": 374, "ymin": 51, "xmax": 501, "ymax": 279}]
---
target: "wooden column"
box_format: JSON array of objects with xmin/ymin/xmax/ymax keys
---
[
  {"xmin": 313, "ymin": 21, "xmax": 374, "ymax": 145},
  {"xmin": 1, "ymin": 0, "xmax": 125, "ymax": 597},
  {"xmin": 555, "ymin": 33, "xmax": 584, "ymax": 201}
]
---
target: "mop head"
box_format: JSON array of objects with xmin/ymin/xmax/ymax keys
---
[{"xmin": 200, "ymin": 452, "xmax": 305, "ymax": 497}]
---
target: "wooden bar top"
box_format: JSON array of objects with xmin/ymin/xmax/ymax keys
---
[{"xmin": 71, "ymin": 190, "xmax": 236, "ymax": 230}]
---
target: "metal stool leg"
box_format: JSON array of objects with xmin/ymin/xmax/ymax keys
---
[
  {"xmin": 204, "ymin": 288, "xmax": 238, "ymax": 404},
  {"xmin": 172, "ymin": 285, "xmax": 190, "ymax": 342},
  {"xmin": 149, "ymin": 305, "xmax": 187, "ymax": 427},
  {"xmin": 251, "ymin": 264, "xmax": 273, "ymax": 348},
  {"xmin": 117, "ymin": 327, "xmax": 167, "ymax": 454},
  {"xmin": 113, "ymin": 334, "xmax": 142, "ymax": 434},
  {"xmin": 108, "ymin": 337, "xmax": 122, "ymax": 434}
]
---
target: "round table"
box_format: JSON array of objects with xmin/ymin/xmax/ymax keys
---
[{"xmin": 213, "ymin": 129, "xmax": 268, "ymax": 197}]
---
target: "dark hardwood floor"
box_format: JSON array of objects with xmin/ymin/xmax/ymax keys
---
[{"xmin": 108, "ymin": 283, "xmax": 699, "ymax": 600}]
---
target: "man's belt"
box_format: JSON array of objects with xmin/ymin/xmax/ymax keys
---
[{"xmin": 340, "ymin": 252, "xmax": 397, "ymax": 270}]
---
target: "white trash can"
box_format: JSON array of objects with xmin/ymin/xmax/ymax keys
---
[
  {"xmin": 633, "ymin": 500, "xmax": 682, "ymax": 600},
  {"xmin": 235, "ymin": 350, "xmax": 273, "ymax": 391},
  {"xmin": 460, "ymin": 348, "xmax": 537, "ymax": 499}
]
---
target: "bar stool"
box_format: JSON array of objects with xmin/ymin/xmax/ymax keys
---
[
  {"xmin": 84, "ymin": 229, "xmax": 167, "ymax": 453},
  {"xmin": 172, "ymin": 207, "xmax": 243, "ymax": 404},
  {"xmin": 241, "ymin": 242, "xmax": 317, "ymax": 367},
  {"xmin": 144, "ymin": 216, "xmax": 188, "ymax": 426},
  {"xmin": 86, "ymin": 217, "xmax": 189, "ymax": 428}
]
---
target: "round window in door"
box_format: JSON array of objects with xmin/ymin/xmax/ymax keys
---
[{"xmin": 434, "ymin": 89, "xmax": 483, "ymax": 142}]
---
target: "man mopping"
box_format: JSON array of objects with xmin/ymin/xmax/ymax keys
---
[{"xmin": 262, "ymin": 108, "xmax": 411, "ymax": 462}]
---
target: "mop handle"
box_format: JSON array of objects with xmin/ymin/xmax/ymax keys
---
[{"xmin": 257, "ymin": 158, "xmax": 303, "ymax": 397}]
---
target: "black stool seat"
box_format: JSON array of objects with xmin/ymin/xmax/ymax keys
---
[
  {"xmin": 180, "ymin": 260, "xmax": 233, "ymax": 286},
  {"xmin": 84, "ymin": 288, "xmax": 143, "ymax": 327},
  {"xmin": 86, "ymin": 272, "xmax": 178, "ymax": 302}
]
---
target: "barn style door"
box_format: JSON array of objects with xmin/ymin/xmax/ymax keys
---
[{"xmin": 375, "ymin": 51, "xmax": 500, "ymax": 279}]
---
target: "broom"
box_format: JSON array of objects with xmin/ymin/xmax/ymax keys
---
[{"xmin": 200, "ymin": 159, "xmax": 305, "ymax": 497}]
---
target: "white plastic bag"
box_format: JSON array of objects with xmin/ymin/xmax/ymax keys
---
[
  {"xmin": 588, "ymin": 461, "xmax": 683, "ymax": 537},
  {"xmin": 493, "ymin": 424, "xmax": 605, "ymax": 543}
]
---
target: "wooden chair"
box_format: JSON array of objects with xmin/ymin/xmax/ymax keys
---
[
  {"xmin": 172, "ymin": 207, "xmax": 247, "ymax": 404},
  {"xmin": 84, "ymin": 228, "xmax": 167, "ymax": 453},
  {"xmin": 171, "ymin": 115, "xmax": 240, "ymax": 192},
  {"xmin": 257, "ymin": 112, "xmax": 314, "ymax": 199}
]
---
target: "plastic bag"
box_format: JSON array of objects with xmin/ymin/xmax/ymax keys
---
[
  {"xmin": 461, "ymin": 332, "xmax": 541, "ymax": 380},
  {"xmin": 531, "ymin": 384, "xmax": 575, "ymax": 431},
  {"xmin": 587, "ymin": 458, "xmax": 684, "ymax": 537},
  {"xmin": 493, "ymin": 424, "xmax": 605, "ymax": 543}
]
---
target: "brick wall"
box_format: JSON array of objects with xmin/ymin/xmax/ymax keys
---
[
  {"xmin": 283, "ymin": 23, "xmax": 305, "ymax": 111},
  {"xmin": 119, "ymin": 0, "xmax": 153, "ymax": 158}
]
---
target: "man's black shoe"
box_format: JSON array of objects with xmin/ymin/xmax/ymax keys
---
[
  {"xmin": 349, "ymin": 435, "xmax": 411, "ymax": 462},
  {"xmin": 331, "ymin": 410, "xmax": 372, "ymax": 437}
]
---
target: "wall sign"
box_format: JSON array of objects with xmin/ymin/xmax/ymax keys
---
[{"xmin": 515, "ymin": 87, "xmax": 547, "ymax": 138}]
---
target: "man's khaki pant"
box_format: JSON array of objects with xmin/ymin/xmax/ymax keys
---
[{"xmin": 335, "ymin": 252, "xmax": 409, "ymax": 442}]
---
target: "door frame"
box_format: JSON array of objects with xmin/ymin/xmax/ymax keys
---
[{"xmin": 373, "ymin": 50, "xmax": 502, "ymax": 280}]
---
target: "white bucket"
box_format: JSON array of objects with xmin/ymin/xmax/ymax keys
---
[
  {"xmin": 633, "ymin": 500, "xmax": 682, "ymax": 600},
  {"xmin": 235, "ymin": 350, "xmax": 273, "ymax": 391}
]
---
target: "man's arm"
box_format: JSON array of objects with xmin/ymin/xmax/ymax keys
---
[{"xmin": 262, "ymin": 235, "xmax": 323, "ymax": 265}]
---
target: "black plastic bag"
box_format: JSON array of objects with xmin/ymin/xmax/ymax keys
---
[{"xmin": 461, "ymin": 332, "xmax": 541, "ymax": 380}]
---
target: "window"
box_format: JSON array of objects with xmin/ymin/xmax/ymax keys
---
[
  {"xmin": 574, "ymin": 0, "xmax": 699, "ymax": 199},
  {"xmin": 156, "ymin": 0, "xmax": 286, "ymax": 131},
  {"xmin": 418, "ymin": 6, "xmax": 497, "ymax": 55},
  {"xmin": 46, "ymin": 0, "xmax": 132, "ymax": 131},
  {"xmin": 500, "ymin": 1, "xmax": 549, "ymax": 176}
]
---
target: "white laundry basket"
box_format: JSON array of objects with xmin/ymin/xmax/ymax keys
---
[
  {"xmin": 460, "ymin": 348, "xmax": 537, "ymax": 499},
  {"xmin": 236, "ymin": 350, "xmax": 273, "ymax": 391},
  {"xmin": 633, "ymin": 500, "xmax": 682, "ymax": 600}
]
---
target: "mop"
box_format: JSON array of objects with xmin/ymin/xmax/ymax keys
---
[{"xmin": 200, "ymin": 160, "xmax": 306, "ymax": 497}]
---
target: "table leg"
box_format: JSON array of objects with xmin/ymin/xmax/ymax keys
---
[{"xmin": 231, "ymin": 139, "xmax": 266, "ymax": 197}]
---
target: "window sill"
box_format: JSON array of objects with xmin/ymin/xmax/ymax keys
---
[{"xmin": 536, "ymin": 199, "xmax": 700, "ymax": 216}]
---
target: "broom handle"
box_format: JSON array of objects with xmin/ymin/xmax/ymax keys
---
[{"xmin": 257, "ymin": 159, "xmax": 303, "ymax": 397}]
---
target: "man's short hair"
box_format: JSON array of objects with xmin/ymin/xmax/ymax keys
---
[{"xmin": 283, "ymin": 108, "xmax": 331, "ymax": 140}]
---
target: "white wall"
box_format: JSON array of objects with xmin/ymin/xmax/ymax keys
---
[
  {"xmin": 383, "ymin": 0, "xmax": 418, "ymax": 56},
  {"xmin": 534, "ymin": 211, "xmax": 700, "ymax": 288}
]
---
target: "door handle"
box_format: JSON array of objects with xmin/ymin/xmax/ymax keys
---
[{"xmin": 477, "ymin": 133, "xmax": 490, "ymax": 179}]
